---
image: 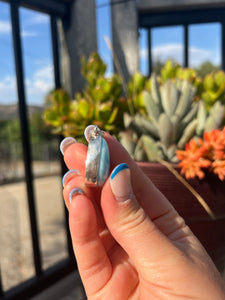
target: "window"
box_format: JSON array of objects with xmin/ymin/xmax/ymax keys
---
[{"xmin": 139, "ymin": 7, "xmax": 225, "ymax": 75}]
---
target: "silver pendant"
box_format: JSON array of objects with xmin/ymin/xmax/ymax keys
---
[{"xmin": 85, "ymin": 125, "xmax": 110, "ymax": 186}]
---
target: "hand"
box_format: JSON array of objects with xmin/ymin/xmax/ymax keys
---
[{"xmin": 61, "ymin": 131, "xmax": 225, "ymax": 299}]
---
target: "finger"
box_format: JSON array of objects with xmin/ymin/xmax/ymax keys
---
[
  {"xmin": 63, "ymin": 172, "xmax": 106, "ymax": 233},
  {"xmin": 68, "ymin": 188, "xmax": 112, "ymax": 296},
  {"xmin": 60, "ymin": 137, "xmax": 87, "ymax": 175},
  {"xmin": 62, "ymin": 171, "xmax": 88, "ymax": 209},
  {"xmin": 101, "ymin": 164, "xmax": 185, "ymax": 276}
]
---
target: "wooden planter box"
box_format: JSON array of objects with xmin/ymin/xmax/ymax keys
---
[{"xmin": 138, "ymin": 162, "xmax": 225, "ymax": 275}]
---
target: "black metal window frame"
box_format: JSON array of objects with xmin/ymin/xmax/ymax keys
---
[
  {"xmin": 139, "ymin": 6, "xmax": 225, "ymax": 74},
  {"xmin": 0, "ymin": 1, "xmax": 77, "ymax": 300}
]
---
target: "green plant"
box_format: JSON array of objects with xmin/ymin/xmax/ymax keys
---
[
  {"xmin": 159, "ymin": 60, "xmax": 203, "ymax": 100},
  {"xmin": 44, "ymin": 52, "xmax": 128, "ymax": 137},
  {"xmin": 44, "ymin": 53, "xmax": 225, "ymax": 163},
  {"xmin": 120, "ymin": 74, "xmax": 225, "ymax": 162},
  {"xmin": 159, "ymin": 60, "xmax": 225, "ymax": 112},
  {"xmin": 201, "ymin": 70, "xmax": 225, "ymax": 111},
  {"xmin": 126, "ymin": 72, "xmax": 150, "ymax": 115}
]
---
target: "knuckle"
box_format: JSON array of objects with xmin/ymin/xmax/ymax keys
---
[{"xmin": 117, "ymin": 202, "xmax": 150, "ymax": 235}]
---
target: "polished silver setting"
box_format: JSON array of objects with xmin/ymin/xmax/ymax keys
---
[
  {"xmin": 84, "ymin": 125, "xmax": 104, "ymax": 142},
  {"xmin": 85, "ymin": 126, "xmax": 109, "ymax": 186}
]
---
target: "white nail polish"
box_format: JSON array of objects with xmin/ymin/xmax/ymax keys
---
[
  {"xmin": 62, "ymin": 169, "xmax": 80, "ymax": 187},
  {"xmin": 60, "ymin": 137, "xmax": 77, "ymax": 155},
  {"xmin": 69, "ymin": 188, "xmax": 84, "ymax": 203}
]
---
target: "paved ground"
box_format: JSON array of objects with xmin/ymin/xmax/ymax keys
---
[
  {"xmin": 31, "ymin": 273, "xmax": 86, "ymax": 300},
  {"xmin": 0, "ymin": 175, "xmax": 69, "ymax": 292}
]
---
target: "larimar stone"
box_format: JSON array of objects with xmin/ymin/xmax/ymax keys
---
[
  {"xmin": 97, "ymin": 137, "xmax": 109, "ymax": 186},
  {"xmin": 85, "ymin": 126, "xmax": 110, "ymax": 187}
]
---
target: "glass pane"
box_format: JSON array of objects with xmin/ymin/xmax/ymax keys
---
[
  {"xmin": 20, "ymin": 8, "xmax": 67, "ymax": 270},
  {"xmin": 139, "ymin": 28, "xmax": 148, "ymax": 76},
  {"xmin": 151, "ymin": 26, "xmax": 184, "ymax": 74},
  {"xmin": 96, "ymin": 0, "xmax": 113, "ymax": 75},
  {"xmin": 0, "ymin": 2, "xmax": 34, "ymax": 291},
  {"xmin": 189, "ymin": 23, "xmax": 221, "ymax": 76}
]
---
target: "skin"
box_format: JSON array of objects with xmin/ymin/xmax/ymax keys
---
[{"xmin": 62, "ymin": 132, "xmax": 225, "ymax": 300}]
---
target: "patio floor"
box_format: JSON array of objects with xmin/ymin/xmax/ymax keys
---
[{"xmin": 0, "ymin": 175, "xmax": 77, "ymax": 295}]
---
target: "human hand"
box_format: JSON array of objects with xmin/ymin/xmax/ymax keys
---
[{"xmin": 61, "ymin": 128, "xmax": 225, "ymax": 299}]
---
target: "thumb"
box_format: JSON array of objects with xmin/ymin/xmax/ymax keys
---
[{"xmin": 102, "ymin": 163, "xmax": 175, "ymax": 272}]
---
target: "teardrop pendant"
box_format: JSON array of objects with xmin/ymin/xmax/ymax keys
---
[{"xmin": 85, "ymin": 125, "xmax": 110, "ymax": 186}]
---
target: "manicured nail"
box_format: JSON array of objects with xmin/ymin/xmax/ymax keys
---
[
  {"xmin": 69, "ymin": 188, "xmax": 84, "ymax": 203},
  {"xmin": 60, "ymin": 137, "xmax": 77, "ymax": 155},
  {"xmin": 110, "ymin": 163, "xmax": 132, "ymax": 202},
  {"xmin": 62, "ymin": 169, "xmax": 80, "ymax": 187}
]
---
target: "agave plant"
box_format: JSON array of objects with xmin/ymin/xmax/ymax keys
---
[{"xmin": 120, "ymin": 74, "xmax": 225, "ymax": 163}]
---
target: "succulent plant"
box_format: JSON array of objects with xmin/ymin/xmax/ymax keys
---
[
  {"xmin": 159, "ymin": 60, "xmax": 203, "ymax": 101},
  {"xmin": 44, "ymin": 89, "xmax": 71, "ymax": 135},
  {"xmin": 126, "ymin": 72, "xmax": 150, "ymax": 115},
  {"xmin": 201, "ymin": 70, "xmax": 225, "ymax": 111},
  {"xmin": 44, "ymin": 52, "xmax": 128, "ymax": 137},
  {"xmin": 43, "ymin": 52, "xmax": 225, "ymax": 162},
  {"xmin": 120, "ymin": 74, "xmax": 225, "ymax": 163}
]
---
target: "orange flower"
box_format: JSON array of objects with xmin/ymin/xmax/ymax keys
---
[
  {"xmin": 176, "ymin": 127, "xmax": 225, "ymax": 181},
  {"xmin": 178, "ymin": 157, "xmax": 211, "ymax": 180},
  {"xmin": 212, "ymin": 160, "xmax": 225, "ymax": 181}
]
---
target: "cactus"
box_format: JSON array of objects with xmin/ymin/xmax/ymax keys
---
[
  {"xmin": 120, "ymin": 74, "xmax": 225, "ymax": 163},
  {"xmin": 44, "ymin": 52, "xmax": 128, "ymax": 137}
]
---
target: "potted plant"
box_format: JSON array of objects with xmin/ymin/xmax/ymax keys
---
[{"xmin": 43, "ymin": 53, "xmax": 225, "ymax": 274}]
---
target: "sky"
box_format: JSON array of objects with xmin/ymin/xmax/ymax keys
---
[
  {"xmin": 0, "ymin": 2, "xmax": 54, "ymax": 106},
  {"xmin": 139, "ymin": 24, "xmax": 221, "ymax": 75},
  {"xmin": 0, "ymin": 0, "xmax": 222, "ymax": 106}
]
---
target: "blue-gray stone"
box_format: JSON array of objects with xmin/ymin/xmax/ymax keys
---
[{"xmin": 97, "ymin": 137, "xmax": 110, "ymax": 186}]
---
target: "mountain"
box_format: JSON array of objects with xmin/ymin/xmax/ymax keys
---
[{"xmin": 0, "ymin": 104, "xmax": 44, "ymax": 120}]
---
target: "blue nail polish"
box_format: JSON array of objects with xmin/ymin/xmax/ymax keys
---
[
  {"xmin": 69, "ymin": 188, "xmax": 84, "ymax": 203},
  {"xmin": 110, "ymin": 163, "xmax": 129, "ymax": 180},
  {"xmin": 62, "ymin": 169, "xmax": 80, "ymax": 187}
]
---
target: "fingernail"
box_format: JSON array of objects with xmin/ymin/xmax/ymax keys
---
[
  {"xmin": 62, "ymin": 169, "xmax": 80, "ymax": 187},
  {"xmin": 110, "ymin": 163, "xmax": 132, "ymax": 202},
  {"xmin": 60, "ymin": 137, "xmax": 77, "ymax": 155},
  {"xmin": 69, "ymin": 188, "xmax": 84, "ymax": 203}
]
